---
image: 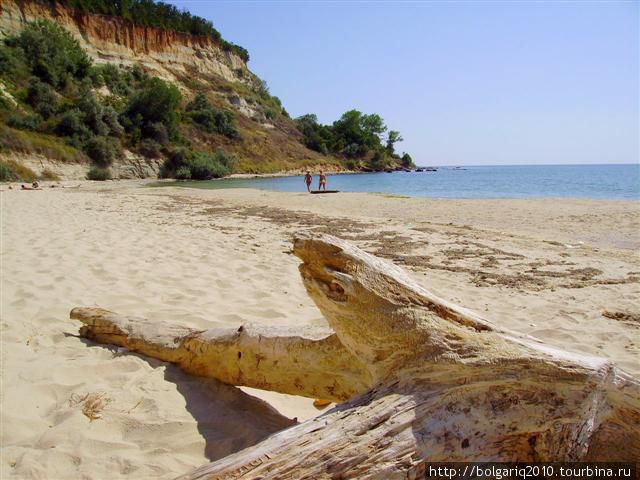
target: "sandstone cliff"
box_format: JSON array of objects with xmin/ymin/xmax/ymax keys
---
[{"xmin": 0, "ymin": 0, "xmax": 248, "ymax": 85}]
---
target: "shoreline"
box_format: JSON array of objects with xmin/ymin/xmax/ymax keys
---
[
  {"xmin": 3, "ymin": 181, "xmax": 639, "ymax": 248},
  {"xmin": 2, "ymin": 163, "xmax": 638, "ymax": 201}
]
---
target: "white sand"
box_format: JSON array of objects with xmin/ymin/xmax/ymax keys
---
[{"xmin": 1, "ymin": 183, "xmax": 638, "ymax": 479}]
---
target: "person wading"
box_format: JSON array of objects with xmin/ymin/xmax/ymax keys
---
[
  {"xmin": 318, "ymin": 171, "xmax": 327, "ymax": 191},
  {"xmin": 304, "ymin": 171, "xmax": 313, "ymax": 192}
]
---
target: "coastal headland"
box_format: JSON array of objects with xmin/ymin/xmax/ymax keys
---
[{"xmin": 1, "ymin": 182, "xmax": 639, "ymax": 478}]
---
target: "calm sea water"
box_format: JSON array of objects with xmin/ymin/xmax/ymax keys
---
[{"xmin": 168, "ymin": 164, "xmax": 640, "ymax": 200}]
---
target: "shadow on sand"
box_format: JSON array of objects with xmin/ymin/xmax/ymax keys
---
[{"xmin": 73, "ymin": 335, "xmax": 297, "ymax": 462}]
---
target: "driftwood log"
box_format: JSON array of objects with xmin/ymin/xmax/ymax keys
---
[{"xmin": 72, "ymin": 234, "xmax": 640, "ymax": 479}]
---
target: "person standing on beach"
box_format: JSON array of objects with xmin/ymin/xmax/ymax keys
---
[
  {"xmin": 304, "ymin": 171, "xmax": 313, "ymax": 192},
  {"xmin": 318, "ymin": 171, "xmax": 327, "ymax": 191}
]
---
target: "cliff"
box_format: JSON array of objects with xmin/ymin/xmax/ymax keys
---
[
  {"xmin": 0, "ymin": 0, "xmax": 248, "ymax": 85},
  {"xmin": 0, "ymin": 0, "xmax": 340, "ymax": 179}
]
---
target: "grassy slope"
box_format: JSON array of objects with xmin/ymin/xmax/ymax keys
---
[{"xmin": 174, "ymin": 69, "xmax": 343, "ymax": 174}]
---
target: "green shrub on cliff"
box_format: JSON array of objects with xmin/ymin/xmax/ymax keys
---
[
  {"xmin": 0, "ymin": 44, "xmax": 28, "ymax": 81},
  {"xmin": 26, "ymin": 80, "xmax": 58, "ymax": 119},
  {"xmin": 0, "ymin": 21, "xmax": 245, "ymax": 178},
  {"xmin": 55, "ymin": 109, "xmax": 90, "ymax": 141},
  {"xmin": 5, "ymin": 20, "xmax": 91, "ymax": 88},
  {"xmin": 84, "ymin": 136, "xmax": 121, "ymax": 167},
  {"xmin": 89, "ymin": 63, "xmax": 147, "ymax": 96},
  {"xmin": 7, "ymin": 113, "xmax": 41, "ymax": 131},
  {"xmin": 138, "ymin": 138, "xmax": 162, "ymax": 158},
  {"xmin": 122, "ymin": 77, "xmax": 182, "ymax": 135},
  {"xmin": 185, "ymin": 92, "xmax": 240, "ymax": 139}
]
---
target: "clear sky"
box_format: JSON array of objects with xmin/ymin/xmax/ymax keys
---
[{"xmin": 167, "ymin": 1, "xmax": 638, "ymax": 166}]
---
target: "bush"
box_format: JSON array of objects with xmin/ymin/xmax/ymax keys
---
[
  {"xmin": 160, "ymin": 147, "xmax": 236, "ymax": 180},
  {"xmin": 175, "ymin": 166, "xmax": 192, "ymax": 180},
  {"xmin": 102, "ymin": 106, "xmax": 124, "ymax": 137},
  {"xmin": 87, "ymin": 166, "xmax": 111, "ymax": 181},
  {"xmin": 186, "ymin": 92, "xmax": 240, "ymax": 139},
  {"xmin": 7, "ymin": 113, "xmax": 41, "ymax": 131},
  {"xmin": 138, "ymin": 138, "xmax": 162, "ymax": 158},
  {"xmin": 343, "ymin": 143, "xmax": 367, "ymax": 159},
  {"xmin": 343, "ymin": 158, "xmax": 360, "ymax": 171},
  {"xmin": 87, "ymin": 67, "xmax": 104, "ymax": 88},
  {"xmin": 8, "ymin": 20, "xmax": 91, "ymax": 88},
  {"xmin": 90, "ymin": 64, "xmax": 131, "ymax": 96},
  {"xmin": 84, "ymin": 136, "xmax": 120, "ymax": 167},
  {"xmin": 143, "ymin": 122, "xmax": 169, "ymax": 144},
  {"xmin": 123, "ymin": 77, "xmax": 181, "ymax": 132},
  {"xmin": 159, "ymin": 146, "xmax": 192, "ymax": 178},
  {"xmin": 78, "ymin": 91, "xmax": 109, "ymax": 136},
  {"xmin": 185, "ymin": 91, "xmax": 209, "ymax": 112},
  {"xmin": 0, "ymin": 160, "xmax": 13, "ymax": 181},
  {"xmin": 188, "ymin": 153, "xmax": 228, "ymax": 180},
  {"xmin": 51, "ymin": 0, "xmax": 239, "ymax": 46},
  {"xmin": 0, "ymin": 44, "xmax": 29, "ymax": 80},
  {"xmin": 26, "ymin": 80, "xmax": 58, "ymax": 119},
  {"xmin": 56, "ymin": 109, "xmax": 89, "ymax": 138}
]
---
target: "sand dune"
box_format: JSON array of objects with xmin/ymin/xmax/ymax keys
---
[{"xmin": 1, "ymin": 183, "xmax": 638, "ymax": 478}]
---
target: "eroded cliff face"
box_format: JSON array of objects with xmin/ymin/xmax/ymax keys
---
[{"xmin": 0, "ymin": 0, "xmax": 249, "ymax": 85}]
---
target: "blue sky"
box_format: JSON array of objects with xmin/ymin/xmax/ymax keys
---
[{"xmin": 167, "ymin": 1, "xmax": 638, "ymax": 166}]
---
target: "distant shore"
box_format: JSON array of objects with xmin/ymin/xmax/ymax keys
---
[{"xmin": 226, "ymin": 169, "xmax": 360, "ymax": 179}]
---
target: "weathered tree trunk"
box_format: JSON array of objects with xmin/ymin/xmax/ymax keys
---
[
  {"xmin": 71, "ymin": 307, "xmax": 372, "ymax": 402},
  {"xmin": 73, "ymin": 234, "xmax": 640, "ymax": 479}
]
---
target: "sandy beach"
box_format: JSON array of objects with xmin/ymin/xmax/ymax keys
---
[{"xmin": 1, "ymin": 182, "xmax": 639, "ymax": 479}]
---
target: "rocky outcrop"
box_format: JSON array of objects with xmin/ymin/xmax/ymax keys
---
[
  {"xmin": 111, "ymin": 150, "xmax": 162, "ymax": 179},
  {"xmin": 0, "ymin": 0, "xmax": 248, "ymax": 84},
  {"xmin": 73, "ymin": 234, "xmax": 640, "ymax": 478}
]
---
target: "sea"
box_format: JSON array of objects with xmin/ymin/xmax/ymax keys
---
[{"xmin": 167, "ymin": 164, "xmax": 640, "ymax": 200}]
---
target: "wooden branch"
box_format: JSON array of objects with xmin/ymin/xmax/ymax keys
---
[{"xmin": 71, "ymin": 307, "xmax": 372, "ymax": 402}]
